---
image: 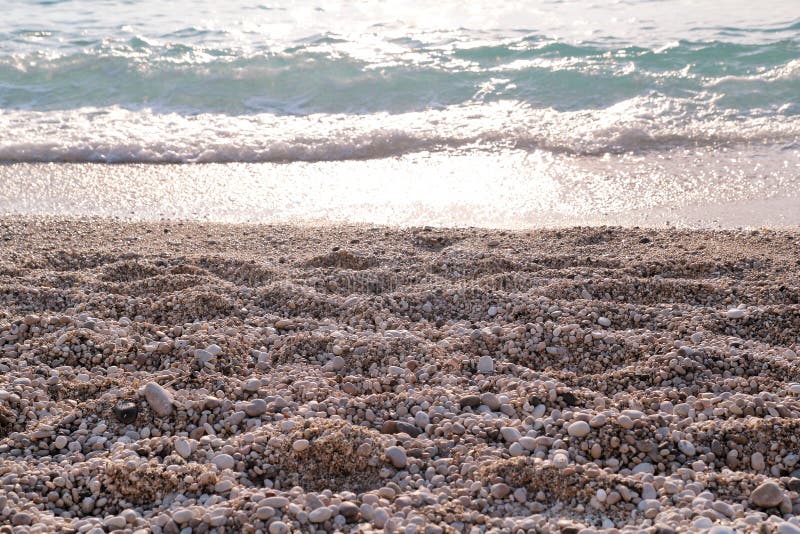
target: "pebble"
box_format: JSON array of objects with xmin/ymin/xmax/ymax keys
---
[
  {"xmin": 113, "ymin": 399, "xmax": 139, "ymax": 424},
  {"xmin": 245, "ymin": 399, "xmax": 267, "ymax": 417},
  {"xmin": 243, "ymin": 378, "xmax": 261, "ymax": 392},
  {"xmin": 480, "ymin": 392, "xmax": 501, "ymax": 410},
  {"xmin": 143, "ymin": 382, "xmax": 174, "ymax": 417},
  {"xmin": 751, "ymin": 452, "xmax": 765, "ymax": 471},
  {"xmin": 194, "ymin": 348, "xmax": 215, "ymax": 366},
  {"xmin": 2, "ymin": 222, "xmax": 798, "ymax": 534},
  {"xmin": 331, "ymin": 356, "xmax": 346, "ymax": 371},
  {"xmin": 174, "ymin": 438, "xmax": 192, "ymax": 459},
  {"xmin": 255, "ymin": 506, "xmax": 275, "ymax": 520},
  {"xmin": 459, "ymin": 395, "xmax": 481, "ymax": 409},
  {"xmin": 678, "ymin": 439, "xmax": 696, "ymax": 456},
  {"xmin": 477, "ymin": 355, "xmax": 495, "ymax": 374},
  {"xmin": 567, "ymin": 421, "xmax": 590, "ymax": 437},
  {"xmin": 500, "ymin": 427, "xmax": 521, "ymax": 443},
  {"xmin": 749, "ymin": 481, "xmax": 784, "ymax": 508},
  {"xmin": 172, "ymin": 509, "xmax": 195, "ymax": 524},
  {"xmin": 292, "ymin": 439, "xmax": 310, "ymax": 452},
  {"xmin": 212, "ymin": 454, "xmax": 235, "ymax": 470},
  {"xmin": 12, "ymin": 513, "xmax": 34, "ymax": 526},
  {"xmin": 309, "ymin": 507, "xmax": 332, "ymax": 523},
  {"xmin": 491, "ymin": 483, "xmax": 511, "ymax": 499},
  {"xmin": 385, "ymin": 446, "xmax": 407, "ymax": 468},
  {"xmin": 726, "ymin": 308, "xmax": 746, "ymax": 319},
  {"xmin": 269, "ymin": 521, "xmax": 289, "ymax": 534}
]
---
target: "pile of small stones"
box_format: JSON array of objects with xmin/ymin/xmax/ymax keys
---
[{"xmin": 0, "ymin": 219, "xmax": 799, "ymax": 533}]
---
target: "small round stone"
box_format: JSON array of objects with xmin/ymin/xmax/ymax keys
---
[
  {"xmin": 567, "ymin": 421, "xmax": 591, "ymax": 438},
  {"xmin": 749, "ymin": 481, "xmax": 784, "ymax": 508},
  {"xmin": 175, "ymin": 438, "xmax": 192, "ymax": 459},
  {"xmin": 385, "ymin": 446, "xmax": 407, "ymax": 468},
  {"xmin": 142, "ymin": 382, "xmax": 173, "ymax": 417},
  {"xmin": 309, "ymin": 507, "xmax": 332, "ymax": 523},
  {"xmin": 292, "ymin": 439, "xmax": 310, "ymax": 452},
  {"xmin": 678, "ymin": 440, "xmax": 696, "ymax": 457},
  {"xmin": 212, "ymin": 454, "xmax": 235, "ymax": 470}
]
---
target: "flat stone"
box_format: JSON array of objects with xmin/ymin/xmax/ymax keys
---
[
  {"xmin": 726, "ymin": 308, "xmax": 745, "ymax": 319},
  {"xmin": 632, "ymin": 462, "xmax": 655, "ymax": 474},
  {"xmin": 598, "ymin": 317, "xmax": 611, "ymax": 327},
  {"xmin": 749, "ymin": 481, "xmax": 784, "ymax": 508},
  {"xmin": 395, "ymin": 421, "xmax": 421, "ymax": 437},
  {"xmin": 143, "ymin": 382, "xmax": 173, "ymax": 417},
  {"xmin": 261, "ymin": 497, "xmax": 289, "ymax": 508}
]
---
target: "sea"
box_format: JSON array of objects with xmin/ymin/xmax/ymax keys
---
[{"xmin": 1, "ymin": 0, "xmax": 798, "ymax": 227}]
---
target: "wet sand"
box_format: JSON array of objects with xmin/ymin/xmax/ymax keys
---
[{"xmin": 1, "ymin": 217, "xmax": 799, "ymax": 532}]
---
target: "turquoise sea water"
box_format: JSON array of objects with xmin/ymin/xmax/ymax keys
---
[{"xmin": 0, "ymin": 0, "xmax": 798, "ymax": 162}]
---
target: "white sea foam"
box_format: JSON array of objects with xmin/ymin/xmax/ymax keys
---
[{"xmin": 1, "ymin": 98, "xmax": 797, "ymax": 163}]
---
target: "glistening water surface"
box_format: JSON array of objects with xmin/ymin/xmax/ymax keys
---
[{"xmin": 1, "ymin": 0, "xmax": 798, "ymax": 225}]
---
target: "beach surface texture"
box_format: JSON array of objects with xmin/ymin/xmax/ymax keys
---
[{"xmin": 1, "ymin": 217, "xmax": 800, "ymax": 532}]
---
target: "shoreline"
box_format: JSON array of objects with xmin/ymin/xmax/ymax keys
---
[
  {"xmin": 2, "ymin": 152, "xmax": 799, "ymax": 229},
  {"xmin": 1, "ymin": 217, "xmax": 799, "ymax": 532}
]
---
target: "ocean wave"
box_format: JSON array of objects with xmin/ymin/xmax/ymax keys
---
[
  {"xmin": 1, "ymin": 98, "xmax": 798, "ymax": 163},
  {"xmin": 1, "ymin": 36, "xmax": 798, "ymax": 114}
]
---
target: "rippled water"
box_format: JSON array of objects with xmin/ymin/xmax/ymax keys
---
[{"xmin": 1, "ymin": 0, "xmax": 798, "ymax": 226}]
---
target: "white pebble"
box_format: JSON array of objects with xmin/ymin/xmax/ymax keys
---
[
  {"xmin": 500, "ymin": 427, "xmax": 521, "ymax": 443},
  {"xmin": 567, "ymin": 421, "xmax": 591, "ymax": 438},
  {"xmin": 212, "ymin": 454, "xmax": 235, "ymax": 470},
  {"xmin": 175, "ymin": 438, "xmax": 192, "ymax": 459},
  {"xmin": 726, "ymin": 308, "xmax": 745, "ymax": 319},
  {"xmin": 143, "ymin": 382, "xmax": 173, "ymax": 417}
]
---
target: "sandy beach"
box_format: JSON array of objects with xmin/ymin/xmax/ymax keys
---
[{"xmin": 1, "ymin": 217, "xmax": 799, "ymax": 533}]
